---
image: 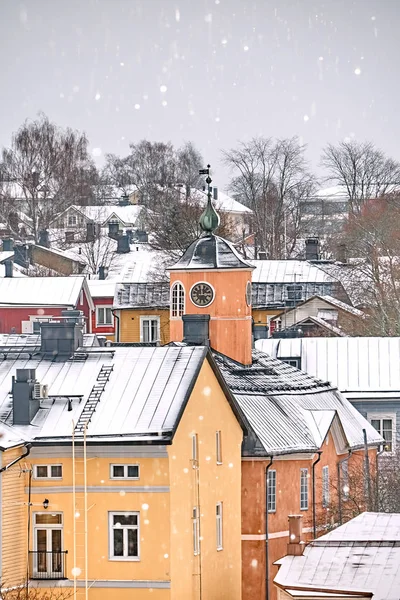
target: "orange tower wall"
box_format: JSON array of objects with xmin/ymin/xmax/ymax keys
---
[{"xmin": 169, "ymin": 270, "xmax": 253, "ymax": 365}]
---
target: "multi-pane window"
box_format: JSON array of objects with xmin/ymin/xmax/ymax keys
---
[
  {"xmin": 34, "ymin": 465, "xmax": 62, "ymax": 479},
  {"xmin": 110, "ymin": 464, "xmax": 139, "ymax": 479},
  {"xmin": 192, "ymin": 433, "xmax": 198, "ymax": 466},
  {"xmin": 140, "ymin": 316, "xmax": 160, "ymax": 343},
  {"xmin": 96, "ymin": 306, "xmax": 113, "ymax": 326},
  {"xmin": 300, "ymin": 468, "xmax": 308, "ymax": 510},
  {"xmin": 67, "ymin": 214, "xmax": 77, "ymax": 226},
  {"xmin": 192, "ymin": 507, "xmax": 200, "ymax": 555},
  {"xmin": 370, "ymin": 417, "xmax": 394, "ymax": 453},
  {"xmin": 171, "ymin": 282, "xmax": 185, "ymax": 317},
  {"xmin": 267, "ymin": 470, "xmax": 276, "ymax": 512},
  {"xmin": 216, "ymin": 502, "xmax": 223, "ymax": 550},
  {"xmin": 322, "ymin": 466, "xmax": 329, "ymax": 508},
  {"xmin": 109, "ymin": 512, "xmax": 139, "ymax": 559},
  {"xmin": 216, "ymin": 430, "xmax": 222, "ymax": 464}
]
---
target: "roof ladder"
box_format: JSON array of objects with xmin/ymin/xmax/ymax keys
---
[{"xmin": 75, "ymin": 364, "xmax": 114, "ymax": 434}]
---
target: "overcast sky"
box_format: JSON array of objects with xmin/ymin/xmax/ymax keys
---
[{"xmin": 0, "ymin": 0, "xmax": 398, "ymax": 189}]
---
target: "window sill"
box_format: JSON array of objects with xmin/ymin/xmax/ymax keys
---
[
  {"xmin": 96, "ymin": 324, "xmax": 114, "ymax": 328},
  {"xmin": 110, "ymin": 478, "xmax": 140, "ymax": 481},
  {"xmin": 216, "ymin": 462, "xmax": 223, "ymax": 466},
  {"xmin": 300, "ymin": 507, "xmax": 308, "ymax": 511},
  {"xmin": 267, "ymin": 510, "xmax": 276, "ymax": 514},
  {"xmin": 109, "ymin": 557, "xmax": 140, "ymax": 562}
]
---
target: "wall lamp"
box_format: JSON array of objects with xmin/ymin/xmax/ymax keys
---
[{"xmin": 43, "ymin": 498, "xmax": 49, "ymax": 510}]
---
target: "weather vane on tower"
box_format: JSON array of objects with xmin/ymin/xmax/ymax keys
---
[{"xmin": 198, "ymin": 164, "xmax": 220, "ymax": 236}]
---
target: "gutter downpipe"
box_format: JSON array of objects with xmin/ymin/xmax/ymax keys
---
[
  {"xmin": 265, "ymin": 456, "xmax": 274, "ymax": 600},
  {"xmin": 337, "ymin": 450, "xmax": 352, "ymax": 525},
  {"xmin": 375, "ymin": 446, "xmax": 385, "ymax": 510},
  {"xmin": 112, "ymin": 310, "xmax": 120, "ymax": 343},
  {"xmin": 312, "ymin": 451, "xmax": 322, "ymax": 539}
]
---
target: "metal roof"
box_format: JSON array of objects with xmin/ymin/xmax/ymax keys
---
[
  {"xmin": 250, "ymin": 260, "xmax": 337, "ymax": 283},
  {"xmin": 274, "ymin": 512, "xmax": 400, "ymax": 600},
  {"xmin": 256, "ymin": 337, "xmax": 400, "ymax": 393},
  {"xmin": 0, "ymin": 276, "xmax": 91, "ymax": 307},
  {"xmin": 87, "ymin": 280, "xmax": 117, "ymax": 299},
  {"xmin": 169, "ymin": 234, "xmax": 254, "ymax": 270},
  {"xmin": 114, "ymin": 282, "xmax": 170, "ymax": 309},
  {"xmin": 0, "ymin": 346, "xmax": 207, "ymax": 442},
  {"xmin": 251, "ymin": 282, "xmax": 344, "ymax": 309},
  {"xmin": 214, "ymin": 350, "xmax": 382, "ymax": 455}
]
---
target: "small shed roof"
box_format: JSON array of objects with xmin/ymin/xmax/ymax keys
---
[{"xmin": 274, "ymin": 512, "xmax": 400, "ymax": 600}]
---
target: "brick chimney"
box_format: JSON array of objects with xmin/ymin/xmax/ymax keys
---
[{"xmin": 287, "ymin": 515, "xmax": 304, "ymax": 556}]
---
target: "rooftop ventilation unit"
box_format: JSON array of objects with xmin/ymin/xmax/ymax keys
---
[{"xmin": 33, "ymin": 383, "xmax": 49, "ymax": 399}]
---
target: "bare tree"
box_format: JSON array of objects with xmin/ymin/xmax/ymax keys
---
[
  {"xmin": 223, "ymin": 136, "xmax": 316, "ymax": 259},
  {"xmin": 68, "ymin": 236, "xmax": 117, "ymax": 276},
  {"xmin": 0, "ymin": 583, "xmax": 73, "ymax": 599},
  {"xmin": 0, "ymin": 113, "xmax": 96, "ymax": 242},
  {"xmin": 321, "ymin": 140, "xmax": 400, "ymax": 215}
]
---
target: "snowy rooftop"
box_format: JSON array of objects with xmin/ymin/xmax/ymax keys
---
[
  {"xmin": 114, "ymin": 282, "xmax": 170, "ymax": 309},
  {"xmin": 250, "ymin": 260, "xmax": 337, "ymax": 283},
  {"xmin": 274, "ymin": 512, "xmax": 400, "ymax": 600},
  {"xmin": 188, "ymin": 187, "xmax": 252, "ymax": 214},
  {"xmin": 271, "ymin": 294, "xmax": 364, "ymax": 319},
  {"xmin": 169, "ymin": 234, "xmax": 253, "ymax": 270},
  {"xmin": 213, "ymin": 350, "xmax": 382, "ymax": 455},
  {"xmin": 0, "ymin": 346, "xmax": 208, "ymax": 444},
  {"xmin": 87, "ymin": 279, "xmax": 117, "ymax": 299},
  {"xmin": 255, "ymin": 337, "xmax": 400, "ymax": 394},
  {"xmin": 0, "ymin": 276, "xmax": 89, "ymax": 307},
  {"xmin": 53, "ymin": 204, "xmax": 145, "ymax": 227}
]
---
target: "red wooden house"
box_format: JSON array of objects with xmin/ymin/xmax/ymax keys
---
[
  {"xmin": 87, "ymin": 279, "xmax": 116, "ymax": 340},
  {"xmin": 0, "ymin": 276, "xmax": 94, "ymax": 334}
]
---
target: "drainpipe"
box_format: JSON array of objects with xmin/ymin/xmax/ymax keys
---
[
  {"xmin": 0, "ymin": 443, "xmax": 31, "ymax": 472},
  {"xmin": 363, "ymin": 429, "xmax": 372, "ymax": 511},
  {"xmin": 337, "ymin": 450, "xmax": 352, "ymax": 525},
  {"xmin": 112, "ymin": 310, "xmax": 120, "ymax": 342},
  {"xmin": 312, "ymin": 451, "xmax": 322, "ymax": 539},
  {"xmin": 265, "ymin": 456, "xmax": 273, "ymax": 600},
  {"xmin": 375, "ymin": 446, "xmax": 385, "ymax": 510}
]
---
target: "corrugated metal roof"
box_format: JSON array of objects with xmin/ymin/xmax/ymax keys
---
[
  {"xmin": 256, "ymin": 337, "xmax": 400, "ymax": 393},
  {"xmin": 114, "ymin": 282, "xmax": 170, "ymax": 309},
  {"xmin": 169, "ymin": 234, "xmax": 253, "ymax": 270},
  {"xmin": 274, "ymin": 512, "xmax": 400, "ymax": 600},
  {"xmin": 250, "ymin": 260, "xmax": 337, "ymax": 283},
  {"xmin": 0, "ymin": 346, "xmax": 206, "ymax": 441},
  {"xmin": 0, "ymin": 276, "xmax": 87, "ymax": 306},
  {"xmin": 252, "ymin": 282, "xmax": 341, "ymax": 309},
  {"xmin": 214, "ymin": 350, "xmax": 382, "ymax": 454}
]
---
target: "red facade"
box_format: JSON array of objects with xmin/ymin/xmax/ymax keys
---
[{"xmin": 91, "ymin": 297, "xmax": 115, "ymax": 338}]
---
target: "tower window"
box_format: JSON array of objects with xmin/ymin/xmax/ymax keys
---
[{"xmin": 171, "ymin": 282, "xmax": 185, "ymax": 317}]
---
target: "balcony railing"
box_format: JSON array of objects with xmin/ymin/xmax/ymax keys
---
[{"xmin": 28, "ymin": 550, "xmax": 68, "ymax": 580}]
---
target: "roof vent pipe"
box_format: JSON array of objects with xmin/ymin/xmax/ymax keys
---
[
  {"xmin": 4, "ymin": 259, "xmax": 13, "ymax": 278},
  {"xmin": 258, "ymin": 251, "xmax": 267, "ymax": 260},
  {"xmin": 305, "ymin": 238, "xmax": 319, "ymax": 261},
  {"xmin": 12, "ymin": 369, "xmax": 40, "ymax": 425}
]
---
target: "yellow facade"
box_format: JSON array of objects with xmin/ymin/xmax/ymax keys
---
[
  {"xmin": 1, "ymin": 358, "xmax": 242, "ymax": 599},
  {"xmin": 118, "ymin": 308, "xmax": 170, "ymax": 344}
]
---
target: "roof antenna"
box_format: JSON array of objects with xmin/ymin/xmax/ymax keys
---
[{"xmin": 198, "ymin": 164, "xmax": 220, "ymax": 236}]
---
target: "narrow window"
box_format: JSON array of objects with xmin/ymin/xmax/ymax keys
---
[
  {"xmin": 322, "ymin": 465, "xmax": 329, "ymax": 508},
  {"xmin": 192, "ymin": 507, "xmax": 200, "ymax": 555},
  {"xmin": 300, "ymin": 468, "xmax": 308, "ymax": 510},
  {"xmin": 371, "ymin": 417, "xmax": 394, "ymax": 453},
  {"xmin": 342, "ymin": 461, "xmax": 349, "ymax": 501},
  {"xmin": 216, "ymin": 502, "xmax": 223, "ymax": 550},
  {"xmin": 192, "ymin": 434, "xmax": 198, "ymax": 466},
  {"xmin": 216, "ymin": 430, "xmax": 222, "ymax": 464},
  {"xmin": 171, "ymin": 282, "xmax": 185, "ymax": 317},
  {"xmin": 140, "ymin": 316, "xmax": 160, "ymax": 343},
  {"xmin": 109, "ymin": 512, "xmax": 139, "ymax": 559},
  {"xmin": 267, "ymin": 470, "xmax": 276, "ymax": 512}
]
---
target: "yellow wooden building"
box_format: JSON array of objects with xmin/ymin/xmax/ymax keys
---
[{"xmin": 0, "ymin": 322, "xmax": 245, "ymax": 600}]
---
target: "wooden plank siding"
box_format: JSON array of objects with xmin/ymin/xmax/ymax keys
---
[
  {"xmin": 119, "ymin": 309, "xmax": 170, "ymax": 344},
  {"xmin": 1, "ymin": 447, "xmax": 28, "ymax": 585}
]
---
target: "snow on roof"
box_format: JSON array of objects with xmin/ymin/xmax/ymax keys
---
[
  {"xmin": 214, "ymin": 349, "xmax": 382, "ymax": 454},
  {"xmin": 0, "ymin": 346, "xmax": 207, "ymax": 442},
  {"xmin": 0, "ymin": 276, "xmax": 88, "ymax": 307},
  {"xmin": 255, "ymin": 337, "xmax": 400, "ymax": 393},
  {"xmin": 87, "ymin": 280, "xmax": 117, "ymax": 298},
  {"xmin": 169, "ymin": 234, "xmax": 253, "ymax": 270},
  {"xmin": 271, "ymin": 295, "xmax": 364, "ymax": 320},
  {"xmin": 188, "ymin": 188, "xmax": 252, "ymax": 214},
  {"xmin": 274, "ymin": 512, "xmax": 400, "ymax": 600},
  {"xmin": 52, "ymin": 204, "xmax": 145, "ymax": 227},
  {"xmin": 250, "ymin": 260, "xmax": 337, "ymax": 283},
  {"xmin": 114, "ymin": 282, "xmax": 170, "ymax": 309},
  {"xmin": 0, "ymin": 252, "xmax": 14, "ymax": 264},
  {"xmin": 294, "ymin": 315, "xmax": 346, "ymax": 337}
]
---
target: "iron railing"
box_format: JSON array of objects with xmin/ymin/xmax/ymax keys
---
[{"xmin": 28, "ymin": 550, "xmax": 68, "ymax": 580}]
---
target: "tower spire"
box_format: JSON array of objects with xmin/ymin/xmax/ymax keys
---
[{"xmin": 199, "ymin": 164, "xmax": 220, "ymax": 235}]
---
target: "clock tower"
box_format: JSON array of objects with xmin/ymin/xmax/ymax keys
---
[{"xmin": 168, "ymin": 171, "xmax": 254, "ymax": 365}]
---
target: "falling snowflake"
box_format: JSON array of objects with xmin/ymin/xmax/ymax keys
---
[
  {"xmin": 354, "ymin": 67, "xmax": 361, "ymax": 75},
  {"xmin": 142, "ymin": 503, "xmax": 149, "ymax": 510},
  {"xmin": 134, "ymin": 103, "xmax": 141, "ymax": 110},
  {"xmin": 221, "ymin": 38, "xmax": 228, "ymax": 45},
  {"xmin": 303, "ymin": 115, "xmax": 309, "ymax": 122},
  {"xmin": 162, "ymin": 100, "xmax": 168, "ymax": 107},
  {"xmin": 175, "ymin": 9, "xmax": 180, "ymax": 22},
  {"xmin": 92, "ymin": 148, "xmax": 102, "ymax": 157},
  {"xmin": 204, "ymin": 13, "xmax": 212, "ymax": 23},
  {"xmin": 71, "ymin": 567, "xmax": 81, "ymax": 577},
  {"xmin": 160, "ymin": 85, "xmax": 168, "ymax": 93},
  {"xmin": 243, "ymin": 45, "xmax": 249, "ymax": 52},
  {"xmin": 95, "ymin": 92, "xmax": 101, "ymax": 101}
]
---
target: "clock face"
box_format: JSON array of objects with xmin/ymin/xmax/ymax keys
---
[
  {"xmin": 246, "ymin": 281, "xmax": 252, "ymax": 306},
  {"xmin": 190, "ymin": 282, "xmax": 214, "ymax": 307}
]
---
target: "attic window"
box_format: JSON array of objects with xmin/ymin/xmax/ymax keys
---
[
  {"xmin": 68, "ymin": 214, "xmax": 77, "ymax": 226},
  {"xmin": 281, "ymin": 357, "xmax": 301, "ymax": 370}
]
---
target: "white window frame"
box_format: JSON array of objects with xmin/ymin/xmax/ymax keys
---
[
  {"xmin": 109, "ymin": 511, "xmax": 140, "ymax": 561},
  {"xmin": 192, "ymin": 507, "xmax": 200, "ymax": 555},
  {"xmin": 300, "ymin": 468, "xmax": 308, "ymax": 510},
  {"xmin": 368, "ymin": 412, "xmax": 396, "ymax": 454},
  {"xmin": 139, "ymin": 315, "xmax": 160, "ymax": 343},
  {"xmin": 171, "ymin": 281, "xmax": 185, "ymax": 318},
  {"xmin": 322, "ymin": 465, "xmax": 329, "ymax": 508},
  {"xmin": 67, "ymin": 214, "xmax": 77, "ymax": 226},
  {"xmin": 267, "ymin": 470, "xmax": 276, "ymax": 513},
  {"xmin": 192, "ymin": 433, "xmax": 198, "ymax": 467},
  {"xmin": 216, "ymin": 502, "xmax": 223, "ymax": 550},
  {"xmin": 33, "ymin": 465, "xmax": 63, "ymax": 480},
  {"xmin": 110, "ymin": 464, "xmax": 140, "ymax": 480},
  {"xmin": 216, "ymin": 430, "xmax": 222, "ymax": 465},
  {"xmin": 96, "ymin": 306, "xmax": 114, "ymax": 327}
]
